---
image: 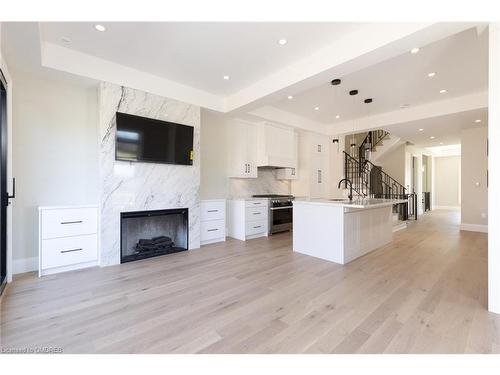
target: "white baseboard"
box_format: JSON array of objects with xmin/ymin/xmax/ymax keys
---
[
  {"xmin": 433, "ymin": 205, "xmax": 460, "ymax": 210},
  {"xmin": 13, "ymin": 257, "xmax": 38, "ymax": 274},
  {"xmin": 460, "ymin": 223, "xmax": 488, "ymax": 233}
]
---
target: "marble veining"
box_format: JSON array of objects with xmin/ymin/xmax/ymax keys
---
[
  {"xmin": 228, "ymin": 169, "xmax": 291, "ymax": 198},
  {"xmin": 99, "ymin": 82, "xmax": 200, "ymax": 266}
]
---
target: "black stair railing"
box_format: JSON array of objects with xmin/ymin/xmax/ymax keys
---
[
  {"xmin": 359, "ymin": 129, "xmax": 390, "ymax": 163},
  {"xmin": 343, "ymin": 150, "xmax": 417, "ymax": 220}
]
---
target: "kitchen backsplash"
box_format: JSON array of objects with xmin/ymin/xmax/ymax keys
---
[{"xmin": 228, "ymin": 169, "xmax": 291, "ymax": 197}]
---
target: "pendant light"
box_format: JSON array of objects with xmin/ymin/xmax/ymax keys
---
[
  {"xmin": 331, "ymin": 78, "xmax": 341, "ymax": 153},
  {"xmin": 349, "ymin": 89, "xmax": 359, "ymax": 155}
]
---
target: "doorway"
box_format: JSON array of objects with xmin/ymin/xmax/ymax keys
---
[{"xmin": 0, "ymin": 71, "xmax": 7, "ymax": 295}]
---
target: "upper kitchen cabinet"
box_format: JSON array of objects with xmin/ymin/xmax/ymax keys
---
[
  {"xmin": 256, "ymin": 122, "xmax": 297, "ymax": 168},
  {"xmin": 276, "ymin": 131, "xmax": 299, "ymax": 180},
  {"xmin": 227, "ymin": 119, "xmax": 258, "ymax": 178},
  {"xmin": 292, "ymin": 131, "xmax": 331, "ymax": 198}
]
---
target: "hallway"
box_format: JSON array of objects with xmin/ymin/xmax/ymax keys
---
[{"xmin": 0, "ymin": 209, "xmax": 496, "ymax": 353}]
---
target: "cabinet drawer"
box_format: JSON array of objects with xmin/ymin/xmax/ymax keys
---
[
  {"xmin": 41, "ymin": 234, "xmax": 98, "ymax": 270},
  {"xmin": 246, "ymin": 219, "xmax": 267, "ymax": 236},
  {"xmin": 245, "ymin": 200, "xmax": 267, "ymax": 208},
  {"xmin": 245, "ymin": 206, "xmax": 267, "ymax": 222},
  {"xmin": 200, "ymin": 201, "xmax": 225, "ymax": 221},
  {"xmin": 201, "ymin": 219, "xmax": 225, "ymax": 241},
  {"xmin": 41, "ymin": 207, "xmax": 98, "ymax": 239}
]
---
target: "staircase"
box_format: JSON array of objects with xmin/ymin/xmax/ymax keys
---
[{"xmin": 343, "ymin": 129, "xmax": 417, "ymax": 221}]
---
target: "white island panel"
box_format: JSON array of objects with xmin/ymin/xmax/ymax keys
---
[{"xmin": 293, "ymin": 198, "xmax": 403, "ymax": 265}]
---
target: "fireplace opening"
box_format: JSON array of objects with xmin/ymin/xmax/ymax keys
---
[{"xmin": 120, "ymin": 208, "xmax": 188, "ymax": 263}]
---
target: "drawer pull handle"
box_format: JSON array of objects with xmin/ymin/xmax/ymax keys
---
[
  {"xmin": 61, "ymin": 248, "xmax": 83, "ymax": 254},
  {"xmin": 253, "ymin": 202, "xmax": 261, "ymax": 205},
  {"xmin": 207, "ymin": 210, "xmax": 219, "ymax": 213},
  {"xmin": 253, "ymin": 225, "xmax": 261, "ymax": 229},
  {"xmin": 253, "ymin": 212, "xmax": 261, "ymax": 215},
  {"xmin": 207, "ymin": 228, "xmax": 218, "ymax": 232},
  {"xmin": 61, "ymin": 220, "xmax": 83, "ymax": 225}
]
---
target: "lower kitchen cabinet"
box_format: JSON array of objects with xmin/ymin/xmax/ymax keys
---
[{"xmin": 227, "ymin": 199, "xmax": 268, "ymax": 241}]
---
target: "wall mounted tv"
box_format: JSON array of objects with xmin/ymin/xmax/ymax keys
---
[{"xmin": 115, "ymin": 112, "xmax": 194, "ymax": 166}]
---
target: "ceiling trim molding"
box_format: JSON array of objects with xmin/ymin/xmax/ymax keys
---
[
  {"xmin": 326, "ymin": 90, "xmax": 488, "ymax": 135},
  {"xmin": 40, "ymin": 41, "xmax": 225, "ymax": 111}
]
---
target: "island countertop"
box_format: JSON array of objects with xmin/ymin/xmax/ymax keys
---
[{"xmin": 293, "ymin": 197, "xmax": 408, "ymax": 209}]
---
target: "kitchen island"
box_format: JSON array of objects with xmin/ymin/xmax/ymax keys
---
[{"xmin": 292, "ymin": 198, "xmax": 407, "ymax": 264}]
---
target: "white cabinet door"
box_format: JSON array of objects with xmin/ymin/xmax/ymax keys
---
[
  {"xmin": 246, "ymin": 122, "xmax": 258, "ymax": 177},
  {"xmin": 228, "ymin": 120, "xmax": 257, "ymax": 178}
]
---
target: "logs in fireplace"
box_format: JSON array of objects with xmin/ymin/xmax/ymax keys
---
[
  {"xmin": 120, "ymin": 208, "xmax": 189, "ymax": 263},
  {"xmin": 135, "ymin": 236, "xmax": 174, "ymax": 253}
]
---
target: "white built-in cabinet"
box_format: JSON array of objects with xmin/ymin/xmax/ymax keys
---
[
  {"xmin": 200, "ymin": 199, "xmax": 226, "ymax": 245},
  {"xmin": 292, "ymin": 131, "xmax": 331, "ymax": 198},
  {"xmin": 228, "ymin": 120, "xmax": 298, "ymax": 178},
  {"xmin": 276, "ymin": 131, "xmax": 299, "ymax": 180},
  {"xmin": 227, "ymin": 119, "xmax": 258, "ymax": 178},
  {"xmin": 227, "ymin": 199, "xmax": 268, "ymax": 241}
]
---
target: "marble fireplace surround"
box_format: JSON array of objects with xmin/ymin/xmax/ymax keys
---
[{"xmin": 98, "ymin": 82, "xmax": 201, "ymax": 266}]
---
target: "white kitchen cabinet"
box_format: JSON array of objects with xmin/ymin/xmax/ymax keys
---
[
  {"xmin": 227, "ymin": 119, "xmax": 258, "ymax": 178},
  {"xmin": 39, "ymin": 205, "xmax": 99, "ymax": 276},
  {"xmin": 200, "ymin": 199, "xmax": 226, "ymax": 245},
  {"xmin": 257, "ymin": 122, "xmax": 297, "ymax": 168},
  {"xmin": 276, "ymin": 131, "xmax": 299, "ymax": 180},
  {"xmin": 227, "ymin": 199, "xmax": 268, "ymax": 241},
  {"xmin": 292, "ymin": 131, "xmax": 331, "ymax": 199}
]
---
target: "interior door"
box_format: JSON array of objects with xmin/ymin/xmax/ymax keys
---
[{"xmin": 0, "ymin": 73, "xmax": 7, "ymax": 295}]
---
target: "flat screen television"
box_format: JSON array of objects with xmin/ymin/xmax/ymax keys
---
[{"xmin": 115, "ymin": 112, "xmax": 194, "ymax": 165}]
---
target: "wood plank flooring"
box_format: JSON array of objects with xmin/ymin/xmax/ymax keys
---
[{"xmin": 1, "ymin": 209, "xmax": 498, "ymax": 353}]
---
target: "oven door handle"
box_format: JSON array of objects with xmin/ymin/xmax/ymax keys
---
[{"xmin": 270, "ymin": 206, "xmax": 293, "ymax": 210}]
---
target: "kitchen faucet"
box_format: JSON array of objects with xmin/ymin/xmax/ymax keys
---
[{"xmin": 338, "ymin": 178, "xmax": 353, "ymax": 201}]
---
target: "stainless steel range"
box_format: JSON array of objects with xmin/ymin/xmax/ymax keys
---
[{"xmin": 252, "ymin": 194, "xmax": 294, "ymax": 234}]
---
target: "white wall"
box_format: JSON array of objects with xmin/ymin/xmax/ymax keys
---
[
  {"xmin": 200, "ymin": 109, "xmax": 228, "ymax": 199},
  {"xmin": 433, "ymin": 155, "xmax": 461, "ymax": 209},
  {"xmin": 12, "ymin": 71, "xmax": 98, "ymax": 272},
  {"xmin": 461, "ymin": 126, "xmax": 488, "ymax": 232},
  {"xmin": 376, "ymin": 143, "xmax": 406, "ymax": 185},
  {"xmin": 488, "ymin": 22, "xmax": 500, "ymax": 314}
]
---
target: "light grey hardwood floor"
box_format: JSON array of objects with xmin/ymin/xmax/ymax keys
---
[{"xmin": 1, "ymin": 209, "xmax": 497, "ymax": 353}]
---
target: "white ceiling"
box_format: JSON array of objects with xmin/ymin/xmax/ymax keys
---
[
  {"xmin": 38, "ymin": 22, "xmax": 364, "ymax": 96},
  {"xmin": 269, "ymin": 28, "xmax": 488, "ymax": 124},
  {"xmin": 383, "ymin": 108, "xmax": 488, "ymax": 148}
]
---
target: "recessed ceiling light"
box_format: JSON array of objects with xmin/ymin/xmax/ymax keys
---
[
  {"xmin": 335, "ymin": 115, "xmax": 340, "ymax": 119},
  {"xmin": 439, "ymin": 89, "xmax": 447, "ymax": 94},
  {"xmin": 278, "ymin": 39, "xmax": 288, "ymax": 46},
  {"xmin": 410, "ymin": 47, "xmax": 420, "ymax": 54},
  {"xmin": 440, "ymin": 142, "xmax": 444, "ymax": 145},
  {"xmin": 428, "ymin": 72, "xmax": 436, "ymax": 77},
  {"xmin": 430, "ymin": 136, "xmax": 435, "ymax": 139},
  {"xmin": 94, "ymin": 24, "xmax": 106, "ymax": 32},
  {"xmin": 314, "ymin": 107, "xmax": 320, "ymax": 111},
  {"xmin": 287, "ymin": 95, "xmax": 293, "ymax": 100},
  {"xmin": 419, "ymin": 128, "xmax": 424, "ymax": 131},
  {"xmin": 61, "ymin": 37, "xmax": 71, "ymax": 43},
  {"xmin": 223, "ymin": 75, "xmax": 230, "ymax": 80},
  {"xmin": 475, "ymin": 119, "xmax": 482, "ymax": 123}
]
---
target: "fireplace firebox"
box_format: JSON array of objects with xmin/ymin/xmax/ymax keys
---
[{"xmin": 120, "ymin": 208, "xmax": 188, "ymax": 263}]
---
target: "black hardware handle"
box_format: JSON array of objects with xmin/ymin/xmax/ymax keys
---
[
  {"xmin": 61, "ymin": 220, "xmax": 83, "ymax": 225},
  {"xmin": 207, "ymin": 228, "xmax": 218, "ymax": 232},
  {"xmin": 207, "ymin": 209, "xmax": 218, "ymax": 213},
  {"xmin": 61, "ymin": 248, "xmax": 83, "ymax": 254},
  {"xmin": 253, "ymin": 225, "xmax": 261, "ymax": 229},
  {"xmin": 6, "ymin": 177, "xmax": 15, "ymax": 205}
]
